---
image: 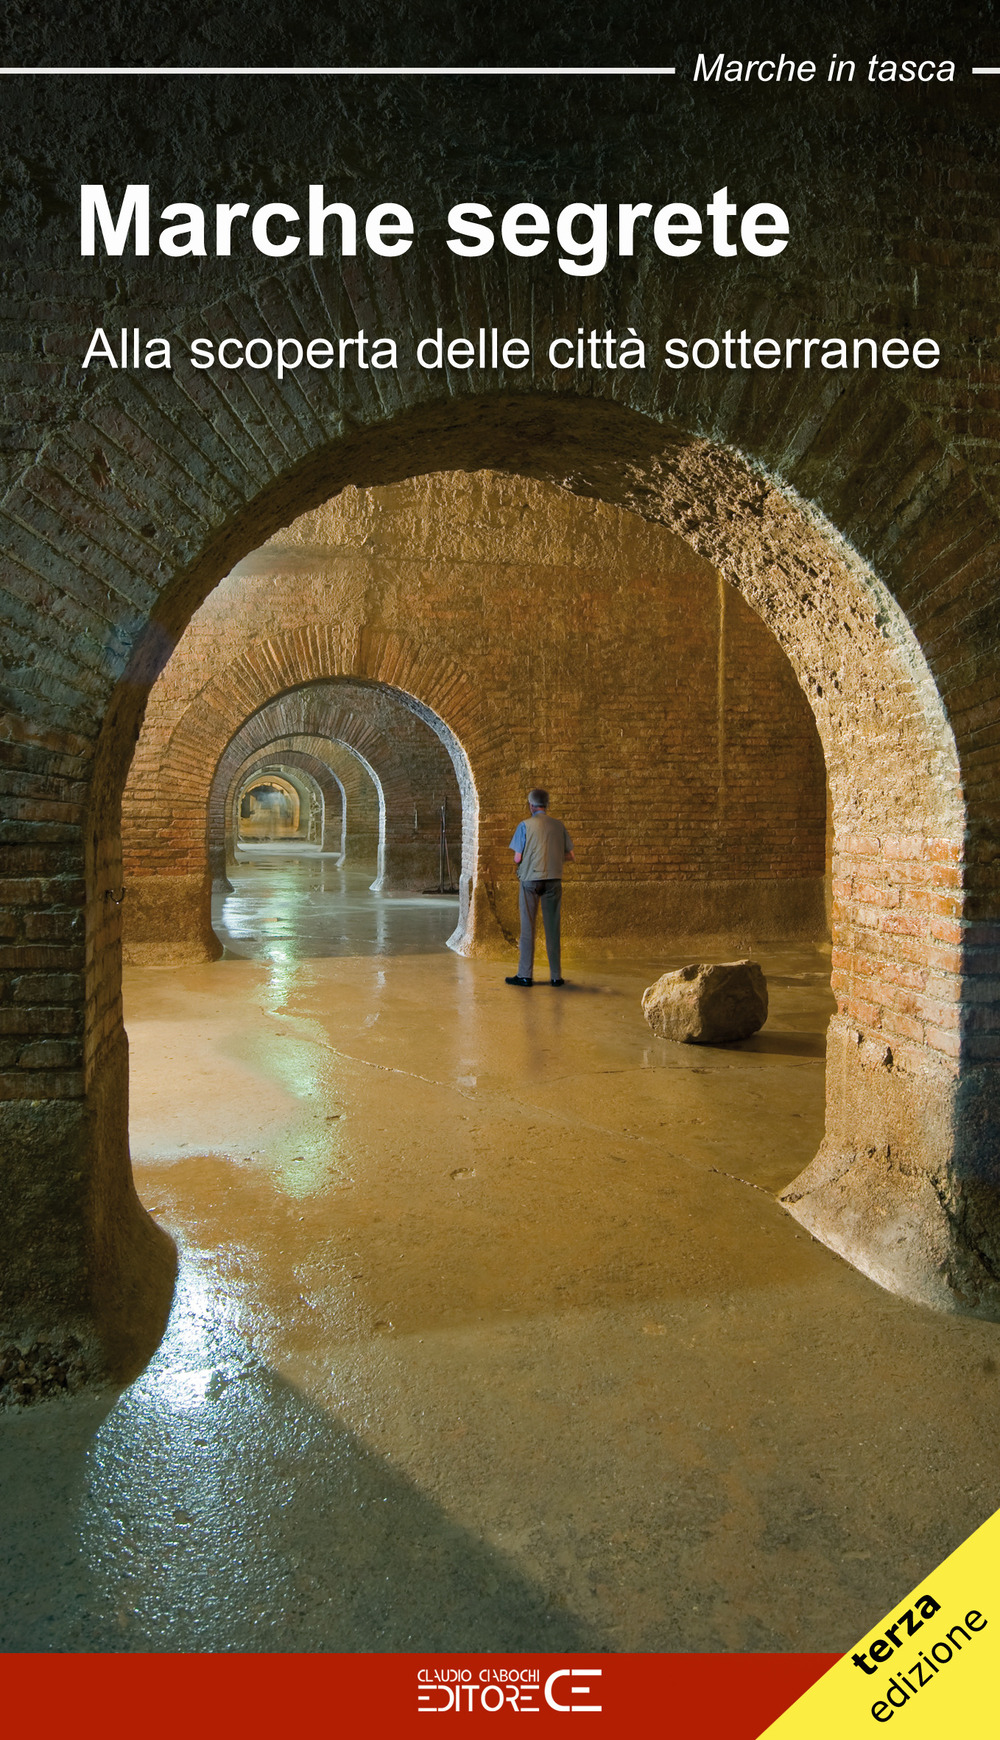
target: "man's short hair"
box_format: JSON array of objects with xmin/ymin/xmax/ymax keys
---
[{"xmin": 527, "ymin": 788, "xmax": 549, "ymax": 809}]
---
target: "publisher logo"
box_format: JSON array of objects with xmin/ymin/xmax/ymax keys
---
[{"xmin": 416, "ymin": 1666, "xmax": 603, "ymax": 1714}]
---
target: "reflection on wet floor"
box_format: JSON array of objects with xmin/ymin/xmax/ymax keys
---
[
  {"xmin": 0, "ymin": 1261, "xmax": 594, "ymax": 1653},
  {"xmin": 5, "ymin": 884, "xmax": 1000, "ymax": 1654},
  {"xmin": 215, "ymin": 856, "xmax": 459, "ymax": 959}
]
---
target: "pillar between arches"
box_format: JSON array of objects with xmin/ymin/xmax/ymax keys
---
[
  {"xmin": 782, "ymin": 1018, "xmax": 981, "ymax": 1310},
  {"xmin": 0, "ymin": 1032, "xmax": 176, "ymax": 1387}
]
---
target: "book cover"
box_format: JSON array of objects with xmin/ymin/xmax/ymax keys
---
[{"xmin": 0, "ymin": 5, "xmax": 997, "ymax": 1733}]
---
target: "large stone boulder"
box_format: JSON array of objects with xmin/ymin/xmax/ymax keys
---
[{"xmin": 641, "ymin": 960, "xmax": 768, "ymax": 1045}]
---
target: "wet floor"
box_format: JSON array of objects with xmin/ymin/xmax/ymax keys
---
[
  {"xmin": 216, "ymin": 856, "xmax": 459, "ymax": 959},
  {"xmin": 2, "ymin": 870, "xmax": 1000, "ymax": 1653}
]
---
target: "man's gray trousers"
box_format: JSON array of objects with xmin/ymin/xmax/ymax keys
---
[{"xmin": 517, "ymin": 878, "xmax": 563, "ymax": 980}]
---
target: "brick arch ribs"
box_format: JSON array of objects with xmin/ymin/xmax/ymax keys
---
[
  {"xmin": 219, "ymin": 728, "xmax": 384, "ymax": 896},
  {"xmin": 234, "ymin": 763, "xmax": 326, "ymax": 847},
  {"xmin": 213, "ymin": 686, "xmax": 462, "ymax": 895},
  {"xmin": 228, "ymin": 749, "xmax": 347, "ymax": 861},
  {"xmin": 225, "ymin": 738, "xmax": 382, "ymax": 871},
  {"xmin": 123, "ymin": 666, "xmax": 467, "ymax": 965},
  {"xmin": 1, "ymin": 362, "xmax": 998, "ymax": 1382}
]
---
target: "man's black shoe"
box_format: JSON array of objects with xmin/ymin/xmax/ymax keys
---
[
  {"xmin": 505, "ymin": 975, "xmax": 533, "ymax": 986},
  {"xmin": 550, "ymin": 978, "xmax": 565, "ymax": 986}
]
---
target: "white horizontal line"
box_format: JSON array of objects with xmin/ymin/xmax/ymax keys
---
[
  {"xmin": 972, "ymin": 66, "xmax": 1000, "ymax": 73},
  {"xmin": 0, "ymin": 65, "xmax": 677, "ymax": 76}
]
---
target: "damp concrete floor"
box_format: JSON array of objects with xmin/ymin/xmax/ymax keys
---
[{"xmin": 2, "ymin": 862, "xmax": 1000, "ymax": 1653}]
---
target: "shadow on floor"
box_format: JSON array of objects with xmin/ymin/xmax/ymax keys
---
[{"xmin": 0, "ymin": 1359, "xmax": 604, "ymax": 1654}]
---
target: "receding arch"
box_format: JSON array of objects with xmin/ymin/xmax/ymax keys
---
[
  {"xmin": 2, "ymin": 383, "xmax": 997, "ymax": 1390},
  {"xmin": 124, "ymin": 667, "xmax": 470, "ymax": 964},
  {"xmin": 226, "ymin": 748, "xmax": 347, "ymax": 863},
  {"xmin": 235, "ymin": 765, "xmax": 322, "ymax": 847},
  {"xmin": 204, "ymin": 677, "xmax": 472, "ymax": 932},
  {"xmin": 113, "ymin": 415, "xmax": 969, "ymax": 1313},
  {"xmin": 219, "ymin": 713, "xmax": 392, "ymax": 899},
  {"xmin": 224, "ymin": 739, "xmax": 385, "ymax": 871}
]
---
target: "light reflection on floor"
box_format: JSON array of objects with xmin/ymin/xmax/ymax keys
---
[
  {"xmin": 0, "ymin": 1256, "xmax": 591, "ymax": 1652},
  {"xmin": 215, "ymin": 857, "xmax": 459, "ymax": 960},
  {"xmin": 3, "ymin": 881, "xmax": 1000, "ymax": 1652}
]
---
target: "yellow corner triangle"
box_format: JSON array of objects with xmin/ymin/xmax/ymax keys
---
[{"xmin": 758, "ymin": 1506, "xmax": 1000, "ymax": 1737}]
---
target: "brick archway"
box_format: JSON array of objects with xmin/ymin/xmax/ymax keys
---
[
  {"xmin": 226, "ymin": 747, "xmax": 347, "ymax": 861},
  {"xmin": 232, "ymin": 760, "xmax": 332, "ymax": 850},
  {"xmin": 124, "ymin": 664, "xmax": 471, "ymax": 965},
  {"xmin": 1, "ymin": 368, "xmax": 996, "ymax": 1383},
  {"xmin": 223, "ymin": 738, "xmax": 381, "ymax": 871},
  {"xmin": 236, "ymin": 767, "xmax": 313, "ymax": 842},
  {"xmin": 207, "ymin": 677, "xmax": 466, "ymax": 903}
]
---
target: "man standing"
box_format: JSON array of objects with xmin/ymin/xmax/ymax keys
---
[{"xmin": 506, "ymin": 788, "xmax": 574, "ymax": 987}]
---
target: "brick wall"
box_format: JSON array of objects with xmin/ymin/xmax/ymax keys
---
[{"xmin": 121, "ymin": 471, "xmax": 828, "ymax": 961}]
